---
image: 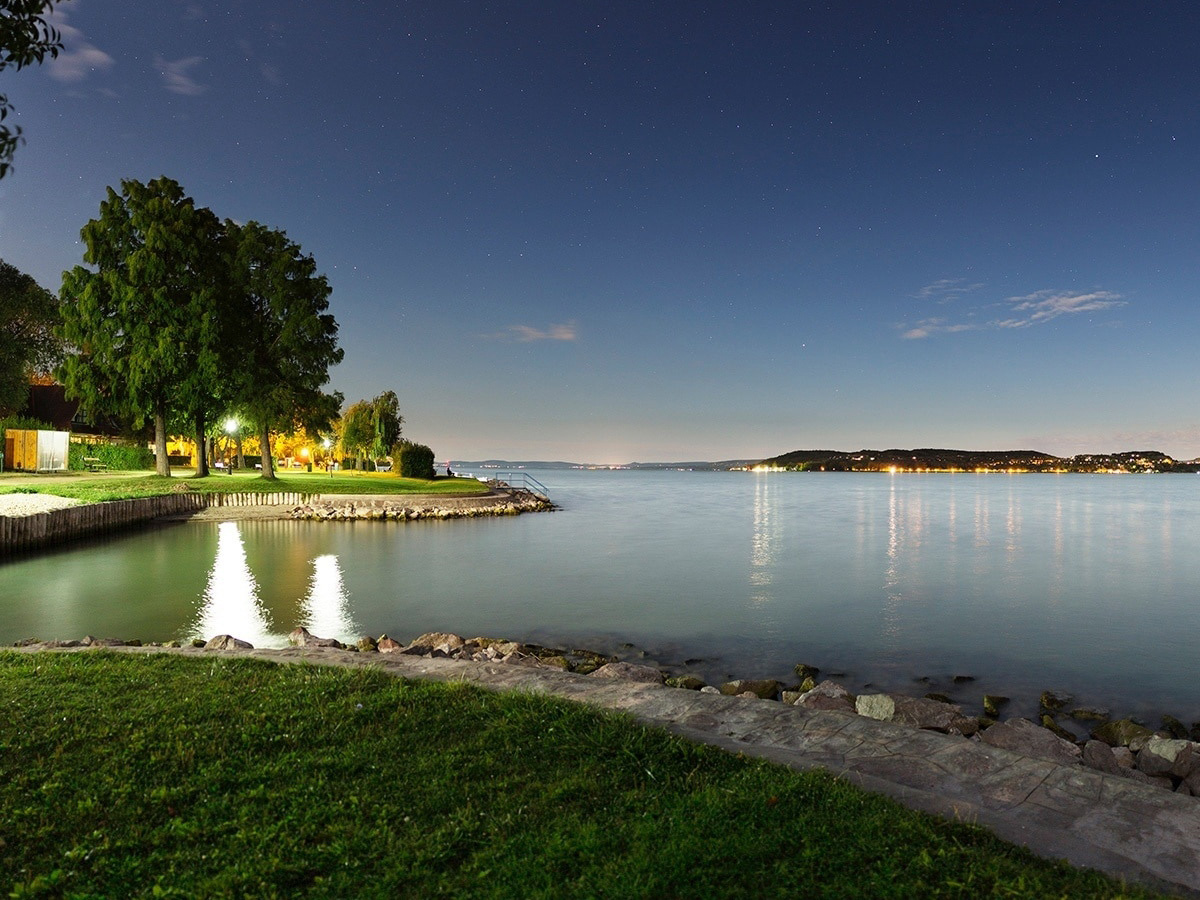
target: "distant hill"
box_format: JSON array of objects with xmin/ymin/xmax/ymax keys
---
[{"xmin": 756, "ymin": 448, "xmax": 1197, "ymax": 473}]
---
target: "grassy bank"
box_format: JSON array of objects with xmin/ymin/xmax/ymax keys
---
[
  {"xmin": 0, "ymin": 470, "xmax": 489, "ymax": 503},
  {"xmin": 0, "ymin": 653, "xmax": 1160, "ymax": 899}
]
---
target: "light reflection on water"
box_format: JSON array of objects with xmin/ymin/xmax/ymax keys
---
[
  {"xmin": 186, "ymin": 523, "xmax": 359, "ymax": 647},
  {"xmin": 5, "ymin": 470, "xmax": 1200, "ymax": 721}
]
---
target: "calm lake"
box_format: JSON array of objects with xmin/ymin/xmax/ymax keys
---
[{"xmin": 4, "ymin": 470, "xmax": 1198, "ymax": 722}]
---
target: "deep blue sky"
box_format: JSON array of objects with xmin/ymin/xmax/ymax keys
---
[{"xmin": 3, "ymin": 1, "xmax": 1199, "ymax": 463}]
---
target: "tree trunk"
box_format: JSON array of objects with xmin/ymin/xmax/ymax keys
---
[
  {"xmin": 235, "ymin": 435, "xmax": 245, "ymax": 470},
  {"xmin": 194, "ymin": 411, "xmax": 208, "ymax": 477},
  {"xmin": 259, "ymin": 422, "xmax": 275, "ymax": 479},
  {"xmin": 154, "ymin": 405, "xmax": 170, "ymax": 477}
]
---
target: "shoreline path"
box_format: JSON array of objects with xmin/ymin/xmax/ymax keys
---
[{"xmin": 12, "ymin": 642, "xmax": 1200, "ymax": 898}]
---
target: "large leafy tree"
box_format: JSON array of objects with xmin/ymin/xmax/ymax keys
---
[
  {"xmin": 369, "ymin": 390, "xmax": 403, "ymax": 461},
  {"xmin": 58, "ymin": 176, "xmax": 225, "ymax": 475},
  {"xmin": 225, "ymin": 220, "xmax": 343, "ymax": 479},
  {"xmin": 338, "ymin": 399, "xmax": 373, "ymax": 469},
  {"xmin": 1, "ymin": 0, "xmax": 67, "ymax": 178},
  {"xmin": 0, "ymin": 258, "xmax": 61, "ymax": 413},
  {"xmin": 338, "ymin": 391, "xmax": 403, "ymax": 470}
]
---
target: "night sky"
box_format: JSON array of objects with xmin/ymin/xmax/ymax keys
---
[{"xmin": 3, "ymin": 2, "xmax": 1198, "ymax": 463}]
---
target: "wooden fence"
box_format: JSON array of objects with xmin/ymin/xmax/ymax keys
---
[{"xmin": 0, "ymin": 493, "xmax": 314, "ymax": 556}]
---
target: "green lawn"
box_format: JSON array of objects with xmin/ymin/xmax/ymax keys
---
[
  {"xmin": 0, "ymin": 652, "xmax": 1162, "ymax": 899},
  {"xmin": 0, "ymin": 470, "xmax": 490, "ymax": 503}
]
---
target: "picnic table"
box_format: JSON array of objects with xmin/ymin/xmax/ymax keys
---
[{"xmin": 83, "ymin": 457, "xmax": 108, "ymax": 473}]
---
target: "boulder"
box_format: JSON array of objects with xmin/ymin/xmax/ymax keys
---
[
  {"xmin": 719, "ymin": 679, "xmax": 780, "ymax": 700},
  {"xmin": 793, "ymin": 663, "xmax": 820, "ymax": 680},
  {"xmin": 356, "ymin": 636, "xmax": 378, "ymax": 653},
  {"xmin": 665, "ymin": 675, "xmax": 707, "ymax": 691},
  {"xmin": 855, "ymin": 694, "xmax": 896, "ymax": 721},
  {"xmin": 1068, "ymin": 707, "xmax": 1109, "ymax": 722},
  {"xmin": 1091, "ymin": 718, "xmax": 1154, "ymax": 748},
  {"xmin": 288, "ymin": 627, "xmax": 344, "ymax": 649},
  {"xmin": 1161, "ymin": 715, "xmax": 1189, "ymax": 740},
  {"xmin": 1039, "ymin": 690, "xmax": 1072, "ymax": 713},
  {"xmin": 203, "ymin": 634, "xmax": 252, "ymax": 650},
  {"xmin": 1082, "ymin": 740, "xmax": 1122, "ymax": 775},
  {"xmin": 1136, "ymin": 738, "xmax": 1197, "ymax": 779},
  {"xmin": 699, "ymin": 685, "xmax": 721, "ymax": 694},
  {"xmin": 589, "ymin": 662, "xmax": 664, "ymax": 684},
  {"xmin": 979, "ymin": 718, "xmax": 1081, "ymax": 766},
  {"xmin": 1040, "ymin": 714, "xmax": 1078, "ymax": 744},
  {"xmin": 780, "ymin": 690, "xmax": 804, "ymax": 705},
  {"xmin": 377, "ymin": 635, "xmax": 403, "ymax": 653},
  {"xmin": 408, "ymin": 632, "xmax": 465, "ymax": 654},
  {"xmin": 794, "ymin": 680, "xmax": 855, "ymax": 713},
  {"xmin": 982, "ymin": 695, "xmax": 1009, "ymax": 717},
  {"xmin": 1112, "ymin": 747, "xmax": 1135, "ymax": 768},
  {"xmin": 893, "ymin": 696, "xmax": 968, "ymax": 732}
]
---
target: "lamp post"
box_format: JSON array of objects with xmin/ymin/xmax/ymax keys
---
[{"xmin": 323, "ymin": 438, "xmax": 333, "ymax": 477}]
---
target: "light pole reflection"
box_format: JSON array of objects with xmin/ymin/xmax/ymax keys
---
[
  {"xmin": 299, "ymin": 554, "xmax": 359, "ymax": 641},
  {"xmin": 188, "ymin": 522, "xmax": 277, "ymax": 646}
]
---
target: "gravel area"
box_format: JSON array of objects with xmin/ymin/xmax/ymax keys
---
[{"xmin": 0, "ymin": 493, "xmax": 84, "ymax": 517}]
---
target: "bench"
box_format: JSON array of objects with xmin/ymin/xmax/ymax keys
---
[{"xmin": 83, "ymin": 457, "xmax": 108, "ymax": 473}]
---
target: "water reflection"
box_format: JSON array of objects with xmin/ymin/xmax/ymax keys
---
[
  {"xmin": 189, "ymin": 521, "xmax": 276, "ymax": 646},
  {"xmin": 299, "ymin": 554, "xmax": 359, "ymax": 642},
  {"xmin": 750, "ymin": 474, "xmax": 778, "ymax": 589}
]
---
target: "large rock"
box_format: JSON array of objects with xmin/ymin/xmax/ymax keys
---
[
  {"xmin": 1082, "ymin": 740, "xmax": 1123, "ymax": 775},
  {"xmin": 1091, "ymin": 718, "xmax": 1154, "ymax": 748},
  {"xmin": 204, "ymin": 634, "xmax": 253, "ymax": 650},
  {"xmin": 665, "ymin": 675, "xmax": 707, "ymax": 691},
  {"xmin": 589, "ymin": 662, "xmax": 664, "ymax": 684},
  {"xmin": 377, "ymin": 635, "xmax": 403, "ymax": 653},
  {"xmin": 979, "ymin": 718, "xmax": 1081, "ymax": 766},
  {"xmin": 719, "ymin": 679, "xmax": 780, "ymax": 700},
  {"xmin": 288, "ymin": 627, "xmax": 344, "ymax": 649},
  {"xmin": 855, "ymin": 694, "xmax": 895, "ymax": 721},
  {"xmin": 793, "ymin": 680, "xmax": 855, "ymax": 713},
  {"xmin": 893, "ymin": 696, "xmax": 968, "ymax": 732},
  {"xmin": 1136, "ymin": 738, "xmax": 1198, "ymax": 779},
  {"xmin": 407, "ymin": 632, "xmax": 465, "ymax": 654}
]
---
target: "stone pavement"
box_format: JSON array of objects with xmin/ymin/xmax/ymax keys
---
[{"xmin": 29, "ymin": 644, "xmax": 1200, "ymax": 897}]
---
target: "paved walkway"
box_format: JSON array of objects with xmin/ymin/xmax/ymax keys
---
[{"xmin": 27, "ymin": 644, "xmax": 1200, "ymax": 897}]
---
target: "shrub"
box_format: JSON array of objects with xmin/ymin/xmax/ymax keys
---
[
  {"xmin": 68, "ymin": 441, "xmax": 154, "ymax": 471},
  {"xmin": 396, "ymin": 440, "xmax": 435, "ymax": 479}
]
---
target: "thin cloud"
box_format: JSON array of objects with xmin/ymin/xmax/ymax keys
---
[
  {"xmin": 45, "ymin": 9, "xmax": 115, "ymax": 82},
  {"xmin": 912, "ymin": 278, "xmax": 985, "ymax": 303},
  {"xmin": 486, "ymin": 322, "xmax": 579, "ymax": 342},
  {"xmin": 901, "ymin": 284, "xmax": 1124, "ymax": 339},
  {"xmin": 996, "ymin": 290, "xmax": 1125, "ymax": 328},
  {"xmin": 900, "ymin": 318, "xmax": 978, "ymax": 340},
  {"xmin": 155, "ymin": 55, "xmax": 208, "ymax": 96}
]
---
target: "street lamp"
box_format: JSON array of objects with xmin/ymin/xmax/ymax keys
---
[{"xmin": 323, "ymin": 438, "xmax": 333, "ymax": 477}]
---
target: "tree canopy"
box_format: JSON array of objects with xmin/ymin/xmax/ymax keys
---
[
  {"xmin": 224, "ymin": 220, "xmax": 343, "ymax": 479},
  {"xmin": 338, "ymin": 391, "xmax": 403, "ymax": 469},
  {"xmin": 0, "ymin": 258, "xmax": 61, "ymax": 414},
  {"xmin": 59, "ymin": 177, "xmax": 225, "ymax": 475},
  {"xmin": 58, "ymin": 175, "xmax": 344, "ymax": 478},
  {"xmin": 1, "ymin": 0, "xmax": 67, "ymax": 178}
]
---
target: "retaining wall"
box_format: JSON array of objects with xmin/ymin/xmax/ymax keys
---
[{"xmin": 0, "ymin": 493, "xmax": 313, "ymax": 557}]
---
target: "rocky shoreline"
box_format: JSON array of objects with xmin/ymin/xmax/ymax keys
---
[
  {"xmin": 286, "ymin": 488, "xmax": 554, "ymax": 521},
  {"xmin": 12, "ymin": 626, "xmax": 1200, "ymax": 802}
]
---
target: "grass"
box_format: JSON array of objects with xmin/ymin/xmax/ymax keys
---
[
  {"xmin": 0, "ymin": 652, "xmax": 1163, "ymax": 899},
  {"xmin": 0, "ymin": 470, "xmax": 489, "ymax": 503}
]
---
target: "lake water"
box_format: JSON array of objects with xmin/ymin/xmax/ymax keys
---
[{"xmin": 3, "ymin": 470, "xmax": 1198, "ymax": 723}]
